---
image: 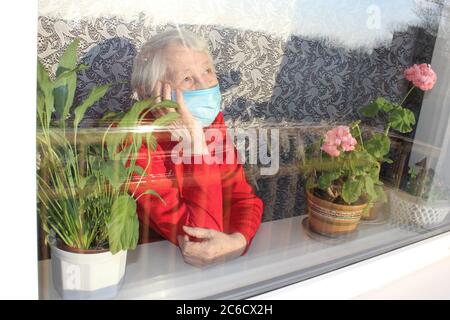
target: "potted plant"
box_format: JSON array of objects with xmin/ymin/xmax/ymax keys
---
[
  {"xmin": 300, "ymin": 123, "xmax": 385, "ymax": 236},
  {"xmin": 37, "ymin": 39, "xmax": 178, "ymax": 299},
  {"xmin": 389, "ymin": 158, "xmax": 450, "ymax": 229},
  {"xmin": 359, "ymin": 63, "xmax": 437, "ymax": 220}
]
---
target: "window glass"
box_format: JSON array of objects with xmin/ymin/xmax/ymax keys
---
[{"xmin": 37, "ymin": 0, "xmax": 450, "ymax": 299}]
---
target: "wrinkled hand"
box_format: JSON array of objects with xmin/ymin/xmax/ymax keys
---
[
  {"xmin": 152, "ymin": 81, "xmax": 207, "ymax": 155},
  {"xmin": 177, "ymin": 226, "xmax": 247, "ymax": 268}
]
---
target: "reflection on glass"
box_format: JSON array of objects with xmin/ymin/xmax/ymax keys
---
[{"xmin": 37, "ymin": 0, "xmax": 450, "ymax": 300}]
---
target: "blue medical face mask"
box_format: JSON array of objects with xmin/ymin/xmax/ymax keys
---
[{"xmin": 171, "ymin": 84, "xmax": 221, "ymax": 127}]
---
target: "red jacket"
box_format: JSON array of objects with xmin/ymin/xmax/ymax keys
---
[{"xmin": 130, "ymin": 112, "xmax": 264, "ymax": 252}]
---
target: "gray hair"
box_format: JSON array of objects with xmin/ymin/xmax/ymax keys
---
[{"xmin": 131, "ymin": 29, "xmax": 213, "ymax": 100}]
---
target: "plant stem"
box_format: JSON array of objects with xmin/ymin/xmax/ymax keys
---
[
  {"xmin": 384, "ymin": 124, "xmax": 391, "ymax": 136},
  {"xmin": 355, "ymin": 124, "xmax": 364, "ymax": 149},
  {"xmin": 400, "ymin": 86, "xmax": 415, "ymax": 106}
]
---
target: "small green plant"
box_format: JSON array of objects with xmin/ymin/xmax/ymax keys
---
[
  {"xmin": 37, "ymin": 39, "xmax": 179, "ymax": 254},
  {"xmin": 405, "ymin": 158, "xmax": 450, "ymax": 202}
]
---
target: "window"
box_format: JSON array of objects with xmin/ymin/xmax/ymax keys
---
[{"xmin": 37, "ymin": 0, "xmax": 450, "ymax": 299}]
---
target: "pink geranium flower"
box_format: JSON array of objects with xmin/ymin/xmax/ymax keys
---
[
  {"xmin": 321, "ymin": 126, "xmax": 357, "ymax": 157},
  {"xmin": 404, "ymin": 63, "xmax": 437, "ymax": 91}
]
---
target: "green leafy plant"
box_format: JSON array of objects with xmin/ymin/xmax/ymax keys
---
[
  {"xmin": 358, "ymin": 63, "xmax": 438, "ymax": 202},
  {"xmin": 360, "ymin": 63, "xmax": 437, "ymax": 137},
  {"xmin": 406, "ymin": 158, "xmax": 450, "ymax": 202},
  {"xmin": 37, "ymin": 39, "xmax": 179, "ymax": 254},
  {"xmin": 300, "ymin": 121, "xmax": 386, "ymax": 209}
]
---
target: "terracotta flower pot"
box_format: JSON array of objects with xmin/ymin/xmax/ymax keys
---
[{"xmin": 306, "ymin": 189, "xmax": 367, "ymax": 236}]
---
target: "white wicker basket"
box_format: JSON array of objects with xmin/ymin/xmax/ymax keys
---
[{"xmin": 389, "ymin": 189, "xmax": 450, "ymax": 229}]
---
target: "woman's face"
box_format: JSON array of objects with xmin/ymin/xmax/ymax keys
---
[{"xmin": 163, "ymin": 43, "xmax": 218, "ymax": 91}]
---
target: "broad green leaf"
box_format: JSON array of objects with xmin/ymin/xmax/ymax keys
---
[
  {"xmin": 105, "ymin": 130, "xmax": 128, "ymax": 161},
  {"xmin": 37, "ymin": 61, "xmax": 54, "ymax": 127},
  {"xmin": 318, "ymin": 170, "xmax": 342, "ymax": 190},
  {"xmin": 132, "ymin": 133, "xmax": 144, "ymax": 155},
  {"xmin": 53, "ymin": 39, "xmax": 80, "ymax": 123},
  {"xmin": 342, "ymin": 178, "xmax": 364, "ymax": 204},
  {"xmin": 376, "ymin": 97, "xmax": 395, "ymax": 112},
  {"xmin": 53, "ymin": 85, "xmax": 69, "ymax": 123},
  {"xmin": 364, "ymin": 176, "xmax": 377, "ymax": 202},
  {"xmin": 360, "ymin": 101, "xmax": 379, "ymax": 118},
  {"xmin": 73, "ymin": 83, "xmax": 112, "ymax": 128},
  {"xmin": 117, "ymin": 144, "xmax": 133, "ymax": 166},
  {"xmin": 100, "ymin": 160, "xmax": 128, "ymax": 190},
  {"xmin": 360, "ymin": 97, "xmax": 395, "ymax": 118},
  {"xmin": 54, "ymin": 64, "xmax": 89, "ymax": 84},
  {"xmin": 365, "ymin": 133, "xmax": 391, "ymax": 159},
  {"xmin": 389, "ymin": 108, "xmax": 416, "ymax": 133},
  {"xmin": 118, "ymin": 99, "xmax": 152, "ymax": 127},
  {"xmin": 153, "ymin": 100, "xmax": 180, "ymax": 110},
  {"xmin": 107, "ymin": 195, "xmax": 139, "ymax": 254},
  {"xmin": 56, "ymin": 38, "xmax": 79, "ymax": 76},
  {"xmin": 368, "ymin": 165, "xmax": 381, "ymax": 181},
  {"xmin": 101, "ymin": 111, "xmax": 125, "ymax": 123},
  {"xmin": 345, "ymin": 150, "xmax": 376, "ymax": 176},
  {"xmin": 152, "ymin": 112, "xmax": 180, "ymax": 127},
  {"xmin": 37, "ymin": 60, "xmax": 52, "ymax": 94}
]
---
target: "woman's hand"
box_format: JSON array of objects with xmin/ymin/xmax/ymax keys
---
[
  {"xmin": 152, "ymin": 81, "xmax": 208, "ymax": 155},
  {"xmin": 177, "ymin": 226, "xmax": 247, "ymax": 268}
]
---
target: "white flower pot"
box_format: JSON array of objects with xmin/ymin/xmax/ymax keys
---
[
  {"xmin": 50, "ymin": 242, "xmax": 127, "ymax": 300},
  {"xmin": 389, "ymin": 189, "xmax": 450, "ymax": 229}
]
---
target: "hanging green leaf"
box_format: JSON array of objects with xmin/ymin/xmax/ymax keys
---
[
  {"xmin": 53, "ymin": 39, "xmax": 84, "ymax": 124},
  {"xmin": 100, "ymin": 160, "xmax": 128, "ymax": 191},
  {"xmin": 153, "ymin": 100, "xmax": 180, "ymax": 110},
  {"xmin": 37, "ymin": 88, "xmax": 45, "ymax": 125},
  {"xmin": 37, "ymin": 61, "xmax": 54, "ymax": 127},
  {"xmin": 73, "ymin": 83, "xmax": 112, "ymax": 129},
  {"xmin": 152, "ymin": 112, "xmax": 180, "ymax": 127},
  {"xmin": 342, "ymin": 177, "xmax": 364, "ymax": 204},
  {"xmin": 107, "ymin": 195, "xmax": 139, "ymax": 254},
  {"xmin": 364, "ymin": 176, "xmax": 377, "ymax": 202},
  {"xmin": 139, "ymin": 189, "xmax": 166, "ymax": 205},
  {"xmin": 118, "ymin": 99, "xmax": 152, "ymax": 127}
]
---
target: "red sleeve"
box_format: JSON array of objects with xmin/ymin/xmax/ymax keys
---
[
  {"xmin": 219, "ymin": 129, "xmax": 264, "ymax": 254},
  {"xmin": 129, "ymin": 140, "xmax": 224, "ymax": 246}
]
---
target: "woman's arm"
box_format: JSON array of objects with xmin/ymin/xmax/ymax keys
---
[
  {"xmin": 220, "ymin": 133, "xmax": 264, "ymax": 253},
  {"xmin": 130, "ymin": 140, "xmax": 225, "ymax": 245}
]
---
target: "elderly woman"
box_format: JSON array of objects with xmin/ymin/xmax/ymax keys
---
[{"xmin": 130, "ymin": 29, "xmax": 263, "ymax": 267}]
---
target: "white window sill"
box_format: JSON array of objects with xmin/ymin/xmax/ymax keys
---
[{"xmin": 39, "ymin": 215, "xmax": 450, "ymax": 299}]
